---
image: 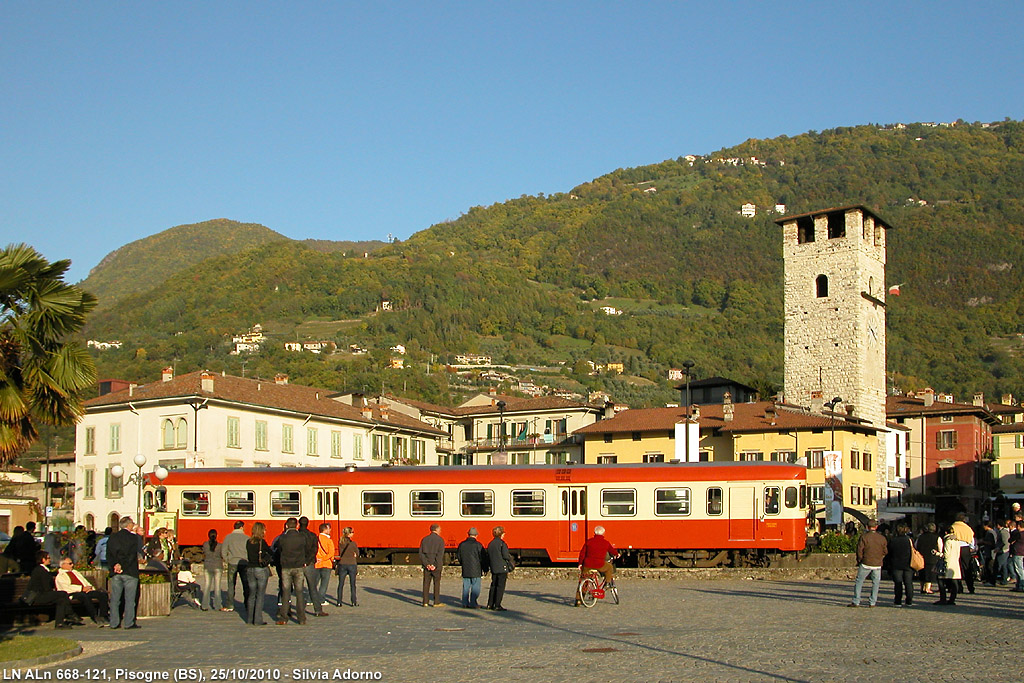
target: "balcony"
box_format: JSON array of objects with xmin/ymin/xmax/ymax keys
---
[{"xmin": 464, "ymin": 433, "xmax": 573, "ymax": 452}]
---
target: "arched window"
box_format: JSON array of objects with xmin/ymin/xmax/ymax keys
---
[
  {"xmin": 868, "ymin": 276, "xmax": 874, "ymax": 296},
  {"xmin": 162, "ymin": 419, "xmax": 175, "ymax": 449},
  {"xmin": 174, "ymin": 418, "xmax": 188, "ymax": 449},
  {"xmin": 85, "ymin": 513, "xmax": 95, "ymax": 531},
  {"xmin": 109, "ymin": 512, "xmax": 120, "ymax": 531},
  {"xmin": 815, "ymin": 274, "xmax": 829, "ymax": 298}
]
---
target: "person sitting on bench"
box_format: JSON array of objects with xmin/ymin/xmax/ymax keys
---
[
  {"xmin": 55, "ymin": 556, "xmax": 109, "ymax": 626},
  {"xmin": 24, "ymin": 550, "xmax": 78, "ymax": 629}
]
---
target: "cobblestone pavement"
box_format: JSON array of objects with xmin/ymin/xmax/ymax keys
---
[{"xmin": 12, "ymin": 575, "xmax": 1024, "ymax": 682}]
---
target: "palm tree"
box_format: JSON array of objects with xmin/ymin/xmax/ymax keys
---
[{"xmin": 0, "ymin": 244, "xmax": 97, "ymax": 464}]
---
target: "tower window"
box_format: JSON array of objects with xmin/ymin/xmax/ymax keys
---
[
  {"xmin": 827, "ymin": 211, "xmax": 846, "ymax": 239},
  {"xmin": 797, "ymin": 216, "xmax": 815, "ymax": 244},
  {"xmin": 815, "ymin": 275, "xmax": 829, "ymax": 298}
]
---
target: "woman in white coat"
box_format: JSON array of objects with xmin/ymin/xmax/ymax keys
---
[{"xmin": 936, "ymin": 528, "xmax": 963, "ymax": 605}]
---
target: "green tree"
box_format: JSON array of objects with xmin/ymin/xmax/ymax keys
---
[{"xmin": 0, "ymin": 245, "xmax": 96, "ymax": 463}]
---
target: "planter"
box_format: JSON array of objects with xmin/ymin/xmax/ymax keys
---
[
  {"xmin": 80, "ymin": 569, "xmax": 108, "ymax": 591},
  {"xmin": 137, "ymin": 582, "xmax": 170, "ymax": 617}
]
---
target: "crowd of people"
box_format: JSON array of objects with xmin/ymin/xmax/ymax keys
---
[{"xmin": 849, "ymin": 506, "xmax": 1024, "ymax": 608}]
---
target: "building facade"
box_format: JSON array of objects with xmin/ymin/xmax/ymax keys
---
[{"xmin": 74, "ymin": 370, "xmax": 444, "ymax": 531}]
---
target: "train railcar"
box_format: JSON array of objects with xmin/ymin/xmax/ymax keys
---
[{"xmin": 143, "ymin": 462, "xmax": 808, "ymax": 568}]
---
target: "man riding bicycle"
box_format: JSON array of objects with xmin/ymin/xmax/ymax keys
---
[{"xmin": 578, "ymin": 526, "xmax": 619, "ymax": 593}]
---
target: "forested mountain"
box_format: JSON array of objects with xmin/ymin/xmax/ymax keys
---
[{"xmin": 79, "ymin": 121, "xmax": 1024, "ymax": 408}]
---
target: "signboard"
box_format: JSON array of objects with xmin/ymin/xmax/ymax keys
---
[
  {"xmin": 823, "ymin": 450, "xmax": 843, "ymax": 526},
  {"xmin": 673, "ymin": 422, "xmax": 701, "ymax": 462}
]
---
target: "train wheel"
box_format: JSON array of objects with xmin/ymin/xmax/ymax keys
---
[
  {"xmin": 579, "ymin": 578, "xmax": 598, "ymax": 608},
  {"xmin": 637, "ymin": 552, "xmax": 651, "ymax": 568},
  {"xmin": 608, "ymin": 585, "xmax": 619, "ymax": 605}
]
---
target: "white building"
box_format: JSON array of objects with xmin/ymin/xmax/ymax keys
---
[
  {"xmin": 740, "ymin": 203, "xmax": 756, "ymax": 218},
  {"xmin": 74, "ymin": 369, "xmax": 444, "ymax": 531}
]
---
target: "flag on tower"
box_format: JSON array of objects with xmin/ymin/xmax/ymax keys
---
[{"xmin": 888, "ymin": 283, "xmax": 903, "ymax": 296}]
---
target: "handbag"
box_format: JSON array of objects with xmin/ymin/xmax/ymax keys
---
[{"xmin": 910, "ymin": 545, "xmax": 925, "ymax": 571}]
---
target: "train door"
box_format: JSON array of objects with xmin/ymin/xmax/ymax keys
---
[
  {"xmin": 728, "ymin": 486, "xmax": 755, "ymax": 541},
  {"xmin": 557, "ymin": 486, "xmax": 588, "ymax": 561},
  {"xmin": 314, "ymin": 487, "xmax": 342, "ymax": 536},
  {"xmin": 758, "ymin": 485, "xmax": 783, "ymax": 541}
]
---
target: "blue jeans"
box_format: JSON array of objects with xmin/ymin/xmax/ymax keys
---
[
  {"xmin": 852, "ymin": 565, "xmax": 881, "ymax": 606},
  {"xmin": 336, "ymin": 564, "xmax": 357, "ymax": 605},
  {"xmin": 315, "ymin": 567, "xmax": 332, "ymax": 607},
  {"xmin": 109, "ymin": 574, "xmax": 139, "ymax": 629},
  {"xmin": 227, "ymin": 562, "xmax": 249, "ymax": 607},
  {"xmin": 462, "ymin": 576, "xmax": 481, "ymax": 607},
  {"xmin": 202, "ymin": 567, "xmax": 222, "ymax": 610},
  {"xmin": 246, "ymin": 566, "xmax": 269, "ymax": 625},
  {"xmin": 303, "ymin": 565, "xmax": 323, "ymax": 613},
  {"xmin": 1011, "ymin": 555, "xmax": 1024, "ymax": 588},
  {"xmin": 994, "ymin": 552, "xmax": 1009, "ymax": 583},
  {"xmin": 278, "ymin": 567, "xmax": 306, "ymax": 623}
]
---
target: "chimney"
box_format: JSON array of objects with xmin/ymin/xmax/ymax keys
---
[
  {"xmin": 275, "ymin": 373, "xmax": 289, "ymax": 385},
  {"xmin": 722, "ymin": 393, "xmax": 734, "ymax": 422},
  {"xmin": 690, "ymin": 404, "xmax": 701, "ymax": 423},
  {"xmin": 201, "ymin": 371, "xmax": 215, "ymax": 393},
  {"xmin": 923, "ymin": 390, "xmax": 934, "ymax": 407},
  {"xmin": 380, "ymin": 405, "xmax": 389, "ymax": 421},
  {"xmin": 162, "ymin": 366, "xmax": 174, "ymax": 382},
  {"xmin": 488, "ymin": 387, "xmax": 497, "ymax": 396},
  {"xmin": 361, "ymin": 405, "xmax": 373, "ymax": 420},
  {"xmin": 603, "ymin": 402, "xmax": 615, "ymax": 419},
  {"xmin": 973, "ymin": 392, "xmax": 984, "ymax": 407},
  {"xmin": 129, "ymin": 383, "xmax": 137, "ymax": 397}
]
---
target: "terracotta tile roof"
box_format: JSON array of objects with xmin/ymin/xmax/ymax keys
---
[
  {"xmin": 574, "ymin": 401, "xmax": 875, "ymax": 436},
  {"xmin": 886, "ymin": 395, "xmax": 1001, "ymax": 425},
  {"xmin": 992, "ymin": 423, "xmax": 1024, "ymax": 434},
  {"xmin": 383, "ymin": 395, "xmax": 458, "ymax": 417},
  {"xmin": 85, "ymin": 371, "xmax": 445, "ymax": 436},
  {"xmin": 446, "ymin": 393, "xmax": 602, "ymax": 416}
]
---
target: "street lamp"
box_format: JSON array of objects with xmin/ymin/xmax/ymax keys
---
[
  {"xmin": 112, "ymin": 454, "xmax": 169, "ymax": 533},
  {"xmin": 682, "ymin": 360, "xmax": 695, "ymax": 462},
  {"xmin": 825, "ymin": 396, "xmax": 843, "ymax": 451},
  {"xmin": 496, "ymin": 400, "xmax": 507, "ymax": 453}
]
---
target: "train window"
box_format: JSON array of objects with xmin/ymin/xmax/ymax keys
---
[
  {"xmin": 784, "ymin": 486, "xmax": 798, "ymax": 509},
  {"xmin": 460, "ymin": 490, "xmax": 493, "ymax": 517},
  {"xmin": 411, "ymin": 490, "xmax": 443, "ymax": 516},
  {"xmin": 561, "ymin": 490, "xmax": 568, "ymax": 516},
  {"xmin": 361, "ymin": 491, "xmax": 393, "ymax": 517},
  {"xmin": 270, "ymin": 490, "xmax": 301, "ymax": 517},
  {"xmin": 655, "ymin": 488, "xmax": 691, "ymax": 516},
  {"xmin": 799, "ymin": 485, "xmax": 807, "ymax": 508},
  {"xmin": 226, "ymin": 490, "xmax": 255, "ymax": 516},
  {"xmin": 182, "ymin": 490, "xmax": 210, "ymax": 516},
  {"xmin": 764, "ymin": 487, "xmax": 781, "ymax": 515},
  {"xmin": 512, "ymin": 490, "xmax": 545, "ymax": 516},
  {"xmin": 707, "ymin": 487, "xmax": 723, "ymax": 516},
  {"xmin": 600, "ymin": 489, "xmax": 635, "ymax": 516}
]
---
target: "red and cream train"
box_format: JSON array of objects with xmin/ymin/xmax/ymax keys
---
[{"xmin": 143, "ymin": 462, "xmax": 808, "ymax": 568}]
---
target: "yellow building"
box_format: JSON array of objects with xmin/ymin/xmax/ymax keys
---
[
  {"xmin": 992, "ymin": 401, "xmax": 1024, "ymax": 498},
  {"xmin": 575, "ymin": 399, "xmax": 881, "ymax": 522}
]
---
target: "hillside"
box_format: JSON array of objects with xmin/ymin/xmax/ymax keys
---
[
  {"xmin": 81, "ymin": 219, "xmax": 389, "ymax": 308},
  {"xmin": 80, "ymin": 121, "xmax": 1024, "ymax": 407}
]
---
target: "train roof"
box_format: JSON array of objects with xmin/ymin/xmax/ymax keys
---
[{"xmin": 147, "ymin": 461, "xmax": 806, "ymax": 486}]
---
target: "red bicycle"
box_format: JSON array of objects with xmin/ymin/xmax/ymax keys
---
[{"xmin": 576, "ymin": 569, "xmax": 620, "ymax": 608}]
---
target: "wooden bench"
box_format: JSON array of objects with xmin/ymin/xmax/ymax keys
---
[{"xmin": 0, "ymin": 574, "xmax": 57, "ymax": 626}]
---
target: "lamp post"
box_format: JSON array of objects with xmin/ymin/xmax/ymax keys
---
[
  {"xmin": 682, "ymin": 360, "xmax": 695, "ymax": 462},
  {"xmin": 496, "ymin": 400, "xmax": 507, "ymax": 453},
  {"xmin": 825, "ymin": 396, "xmax": 843, "ymax": 451},
  {"xmin": 112, "ymin": 454, "xmax": 169, "ymax": 534}
]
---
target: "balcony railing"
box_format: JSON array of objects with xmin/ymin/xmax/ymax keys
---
[{"xmin": 464, "ymin": 433, "xmax": 572, "ymax": 451}]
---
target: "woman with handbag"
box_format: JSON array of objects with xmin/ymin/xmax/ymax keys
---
[
  {"xmin": 335, "ymin": 527, "xmax": 359, "ymax": 607},
  {"xmin": 916, "ymin": 523, "xmax": 942, "ymax": 594},
  {"xmin": 245, "ymin": 522, "xmax": 273, "ymax": 625},
  {"xmin": 936, "ymin": 526, "xmax": 963, "ymax": 606},
  {"xmin": 888, "ymin": 523, "xmax": 915, "ymax": 607}
]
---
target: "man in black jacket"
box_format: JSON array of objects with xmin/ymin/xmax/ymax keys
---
[
  {"xmin": 25, "ymin": 550, "xmax": 76, "ymax": 628},
  {"xmin": 275, "ymin": 518, "xmax": 308, "ymax": 625},
  {"xmin": 298, "ymin": 516, "xmax": 326, "ymax": 617},
  {"xmin": 486, "ymin": 526, "xmax": 513, "ymax": 611},
  {"xmin": 455, "ymin": 528, "xmax": 485, "ymax": 608},
  {"xmin": 107, "ymin": 517, "xmax": 142, "ymax": 629}
]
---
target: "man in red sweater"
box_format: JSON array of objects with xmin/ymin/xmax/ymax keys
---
[{"xmin": 578, "ymin": 526, "xmax": 619, "ymax": 588}]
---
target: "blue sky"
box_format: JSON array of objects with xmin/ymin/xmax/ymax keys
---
[{"xmin": 2, "ymin": 2, "xmax": 1022, "ymax": 282}]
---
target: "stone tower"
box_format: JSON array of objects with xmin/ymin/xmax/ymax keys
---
[{"xmin": 776, "ymin": 206, "xmax": 891, "ymax": 428}]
